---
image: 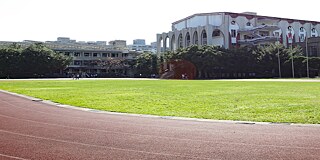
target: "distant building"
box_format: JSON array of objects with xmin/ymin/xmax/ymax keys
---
[
  {"xmin": 0, "ymin": 37, "xmax": 139, "ymax": 77},
  {"xmin": 108, "ymin": 40, "xmax": 127, "ymax": 50},
  {"xmin": 57, "ymin": 37, "xmax": 76, "ymax": 43},
  {"xmin": 128, "ymin": 39, "xmax": 157, "ymax": 53},
  {"xmin": 151, "ymin": 42, "xmax": 157, "ymax": 48},
  {"xmin": 96, "ymin": 41, "xmax": 107, "ymax": 46},
  {"xmin": 157, "ymin": 12, "xmax": 320, "ymax": 53},
  {"xmin": 133, "ymin": 39, "xmax": 146, "ymax": 45}
]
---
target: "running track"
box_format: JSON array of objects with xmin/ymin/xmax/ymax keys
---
[{"xmin": 0, "ymin": 91, "xmax": 320, "ymax": 160}]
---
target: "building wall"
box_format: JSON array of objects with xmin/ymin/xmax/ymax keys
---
[
  {"xmin": 157, "ymin": 12, "xmax": 320, "ymax": 53},
  {"xmin": 294, "ymin": 37, "xmax": 320, "ymax": 57}
]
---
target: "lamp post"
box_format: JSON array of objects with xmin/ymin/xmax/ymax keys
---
[
  {"xmin": 306, "ymin": 35, "xmax": 310, "ymax": 78},
  {"xmin": 276, "ymin": 38, "xmax": 282, "ymax": 78},
  {"xmin": 291, "ymin": 43, "xmax": 295, "ymax": 78}
]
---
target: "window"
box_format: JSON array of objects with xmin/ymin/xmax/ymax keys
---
[
  {"xmin": 244, "ymin": 35, "xmax": 253, "ymax": 40},
  {"xmin": 73, "ymin": 61, "xmax": 82, "ymax": 65},
  {"xmin": 74, "ymin": 52, "xmax": 80, "ymax": 57},
  {"xmin": 111, "ymin": 53, "xmax": 118, "ymax": 57},
  {"xmin": 93, "ymin": 53, "xmax": 98, "ymax": 57},
  {"xmin": 83, "ymin": 60, "xmax": 89, "ymax": 65},
  {"xmin": 300, "ymin": 34, "xmax": 305, "ymax": 42},
  {"xmin": 212, "ymin": 30, "xmax": 220, "ymax": 37},
  {"xmin": 274, "ymin": 32, "xmax": 280, "ymax": 37},
  {"xmin": 102, "ymin": 53, "xmax": 109, "ymax": 57},
  {"xmin": 287, "ymin": 26, "xmax": 293, "ymax": 42},
  {"xmin": 231, "ymin": 30, "xmax": 237, "ymax": 38},
  {"xmin": 312, "ymin": 28, "xmax": 316, "ymax": 33},
  {"xmin": 259, "ymin": 31, "xmax": 269, "ymax": 36},
  {"xmin": 246, "ymin": 22, "xmax": 251, "ymax": 26},
  {"xmin": 84, "ymin": 53, "xmax": 90, "ymax": 57},
  {"xmin": 300, "ymin": 27, "xmax": 304, "ymax": 32}
]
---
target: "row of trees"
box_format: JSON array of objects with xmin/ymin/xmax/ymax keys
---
[
  {"xmin": 0, "ymin": 43, "xmax": 71, "ymax": 78},
  {"xmin": 1, "ymin": 43, "xmax": 319, "ymax": 79},
  {"xmin": 135, "ymin": 44, "xmax": 320, "ymax": 79}
]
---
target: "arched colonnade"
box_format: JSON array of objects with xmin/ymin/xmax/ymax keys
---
[{"xmin": 157, "ymin": 26, "xmax": 227, "ymax": 54}]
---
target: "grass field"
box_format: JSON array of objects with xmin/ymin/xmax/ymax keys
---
[{"xmin": 0, "ymin": 79, "xmax": 320, "ymax": 124}]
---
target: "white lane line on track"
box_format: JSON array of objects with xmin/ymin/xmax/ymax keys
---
[
  {"xmin": 0, "ymin": 153, "xmax": 29, "ymax": 160},
  {"xmin": 0, "ymin": 129, "xmax": 211, "ymax": 160},
  {"xmin": 1, "ymin": 113, "xmax": 320, "ymax": 151}
]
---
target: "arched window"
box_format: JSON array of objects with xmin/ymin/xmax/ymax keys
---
[
  {"xmin": 212, "ymin": 30, "xmax": 220, "ymax": 37},
  {"xmin": 178, "ymin": 34, "xmax": 183, "ymax": 48},
  {"xmin": 201, "ymin": 30, "xmax": 207, "ymax": 45},
  {"xmin": 185, "ymin": 32, "xmax": 191, "ymax": 47}
]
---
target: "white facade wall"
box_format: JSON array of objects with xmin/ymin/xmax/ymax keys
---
[
  {"xmin": 187, "ymin": 16, "xmax": 207, "ymax": 28},
  {"xmin": 173, "ymin": 21, "xmax": 186, "ymax": 31},
  {"xmin": 208, "ymin": 14, "xmax": 223, "ymax": 26},
  {"xmin": 158, "ymin": 12, "xmax": 320, "ymax": 53}
]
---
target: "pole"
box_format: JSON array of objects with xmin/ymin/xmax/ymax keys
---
[
  {"xmin": 291, "ymin": 43, "xmax": 295, "ymax": 78},
  {"xmin": 277, "ymin": 38, "xmax": 282, "ymax": 78},
  {"xmin": 306, "ymin": 36, "xmax": 310, "ymax": 78}
]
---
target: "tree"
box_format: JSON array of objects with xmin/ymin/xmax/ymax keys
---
[
  {"xmin": 0, "ymin": 43, "xmax": 23, "ymax": 78},
  {"xmin": 135, "ymin": 52, "xmax": 158, "ymax": 77},
  {"xmin": 20, "ymin": 43, "xmax": 72, "ymax": 77},
  {"xmin": 159, "ymin": 43, "xmax": 306, "ymax": 79},
  {"xmin": 283, "ymin": 45, "xmax": 303, "ymax": 78},
  {"xmin": 0, "ymin": 43, "xmax": 71, "ymax": 78}
]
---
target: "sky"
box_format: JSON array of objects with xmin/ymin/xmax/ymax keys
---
[{"xmin": 1, "ymin": 0, "xmax": 319, "ymax": 45}]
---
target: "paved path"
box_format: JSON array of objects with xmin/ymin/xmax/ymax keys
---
[{"xmin": 1, "ymin": 91, "xmax": 320, "ymax": 160}]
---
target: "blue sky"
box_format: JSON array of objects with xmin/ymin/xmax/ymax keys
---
[{"xmin": 1, "ymin": 0, "xmax": 318, "ymax": 45}]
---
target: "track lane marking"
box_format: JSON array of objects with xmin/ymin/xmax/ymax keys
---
[
  {"xmin": 0, "ymin": 113, "xmax": 320, "ymax": 151},
  {"xmin": 0, "ymin": 153, "xmax": 29, "ymax": 160},
  {"xmin": 0, "ymin": 129, "xmax": 211, "ymax": 160}
]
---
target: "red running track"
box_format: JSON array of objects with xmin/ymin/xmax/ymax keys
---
[{"xmin": 0, "ymin": 91, "xmax": 320, "ymax": 160}]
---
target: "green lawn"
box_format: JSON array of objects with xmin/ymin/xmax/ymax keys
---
[{"xmin": 0, "ymin": 79, "xmax": 320, "ymax": 124}]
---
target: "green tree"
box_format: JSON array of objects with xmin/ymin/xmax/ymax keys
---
[
  {"xmin": 283, "ymin": 45, "xmax": 303, "ymax": 78},
  {"xmin": 20, "ymin": 43, "xmax": 71, "ymax": 77},
  {"xmin": 0, "ymin": 43, "xmax": 23, "ymax": 78},
  {"xmin": 159, "ymin": 43, "xmax": 306, "ymax": 79},
  {"xmin": 253, "ymin": 44, "xmax": 286, "ymax": 77},
  {"xmin": 135, "ymin": 52, "xmax": 158, "ymax": 77},
  {"xmin": 0, "ymin": 43, "xmax": 71, "ymax": 78}
]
